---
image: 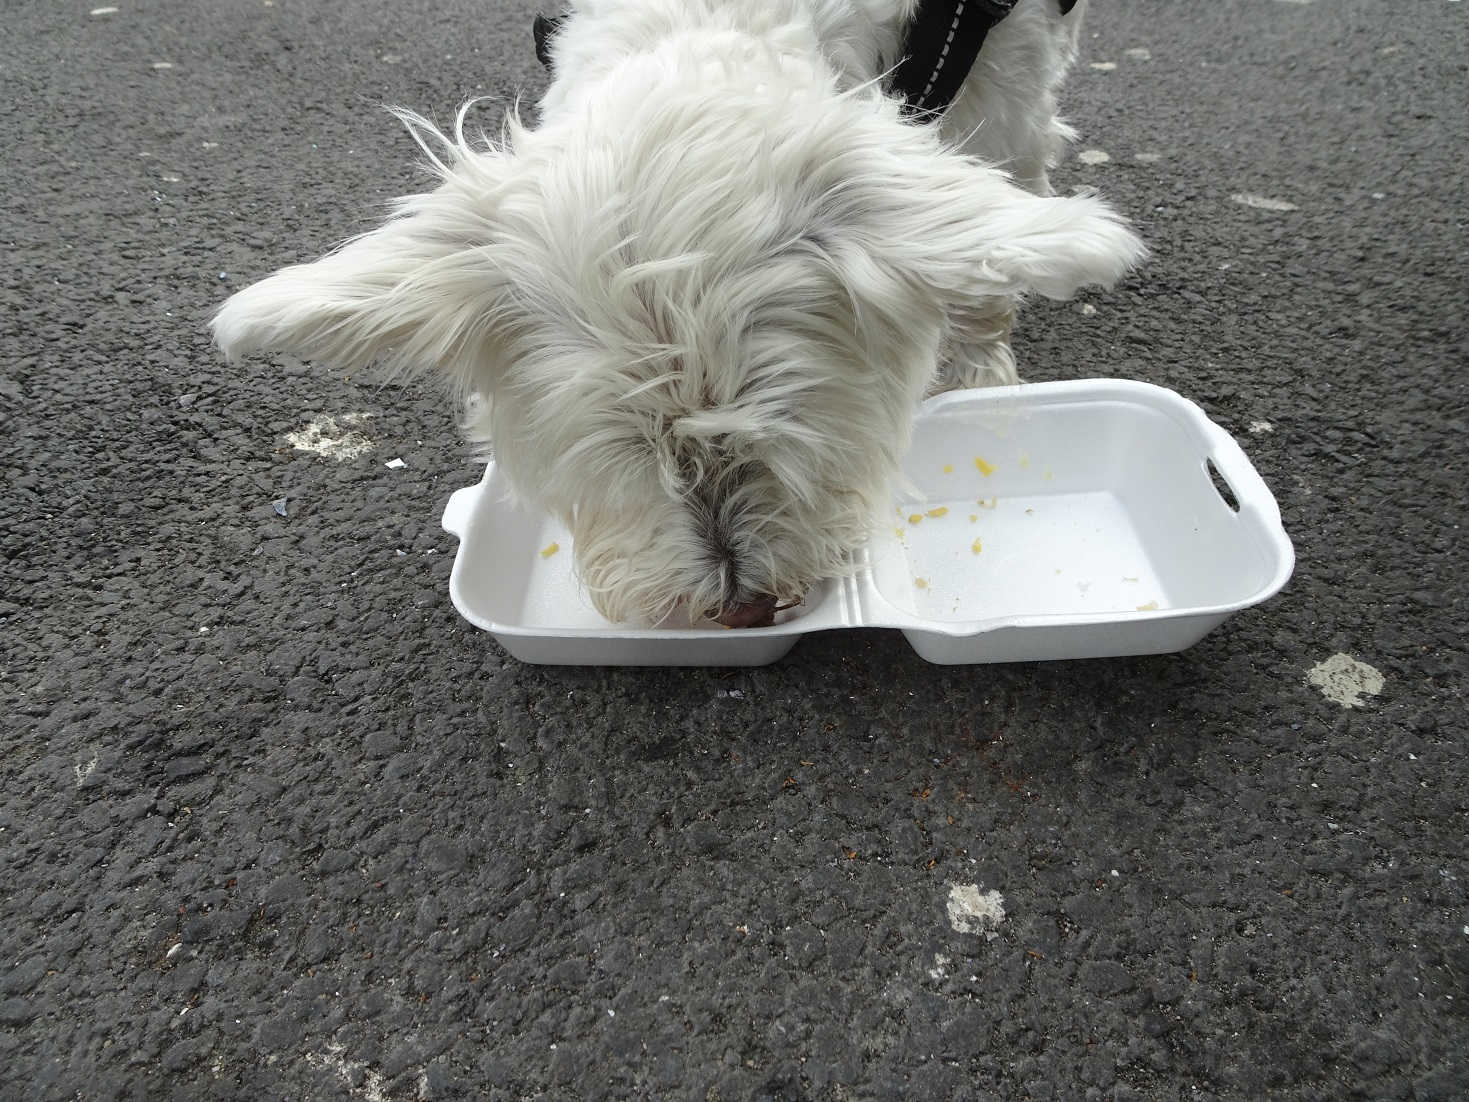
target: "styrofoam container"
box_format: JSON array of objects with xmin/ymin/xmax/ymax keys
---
[{"xmin": 441, "ymin": 379, "xmax": 1293, "ymax": 666}]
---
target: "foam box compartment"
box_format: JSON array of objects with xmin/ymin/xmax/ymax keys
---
[{"xmin": 440, "ymin": 380, "xmax": 1294, "ymax": 666}]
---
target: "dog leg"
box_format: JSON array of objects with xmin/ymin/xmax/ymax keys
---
[
  {"xmin": 931, "ymin": 307, "xmax": 1020, "ymax": 394},
  {"xmin": 927, "ymin": 0, "xmax": 1091, "ymax": 393},
  {"xmin": 940, "ymin": 0, "xmax": 1087, "ymax": 198}
]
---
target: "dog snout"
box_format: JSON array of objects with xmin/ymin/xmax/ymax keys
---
[{"xmin": 713, "ymin": 595, "xmax": 779, "ymax": 629}]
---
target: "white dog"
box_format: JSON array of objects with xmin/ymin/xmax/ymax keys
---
[{"xmin": 214, "ymin": 0, "xmax": 1143, "ymax": 627}]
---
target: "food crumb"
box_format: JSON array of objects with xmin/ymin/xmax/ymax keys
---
[
  {"xmin": 914, "ymin": 577, "xmax": 929, "ymax": 590},
  {"xmin": 1043, "ymin": 469, "xmax": 1054, "ymax": 481},
  {"xmin": 908, "ymin": 513, "xmax": 924, "ymax": 525},
  {"xmin": 1025, "ymin": 508, "xmax": 1034, "ymax": 515},
  {"xmin": 974, "ymin": 456, "xmax": 996, "ymax": 476},
  {"xmin": 942, "ymin": 464, "xmax": 953, "ymax": 473},
  {"xmin": 971, "ymin": 538, "xmax": 982, "ymax": 554},
  {"xmin": 977, "ymin": 497, "xmax": 997, "ymax": 509},
  {"xmin": 1122, "ymin": 576, "xmax": 1139, "ymax": 582},
  {"xmin": 1018, "ymin": 454, "xmax": 1031, "ymax": 469},
  {"xmin": 539, "ymin": 541, "xmax": 560, "ymax": 558},
  {"xmin": 926, "ymin": 506, "xmax": 948, "ymax": 518},
  {"xmin": 968, "ymin": 514, "xmax": 978, "ymax": 523},
  {"xmin": 1136, "ymin": 600, "xmax": 1159, "ymax": 611}
]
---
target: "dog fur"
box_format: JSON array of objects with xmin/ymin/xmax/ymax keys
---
[{"xmin": 213, "ymin": 0, "xmax": 1144, "ymax": 626}]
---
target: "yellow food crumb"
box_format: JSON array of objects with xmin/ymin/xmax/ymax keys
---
[
  {"xmin": 974, "ymin": 456, "xmax": 996, "ymax": 476},
  {"xmin": 976, "ymin": 497, "xmax": 997, "ymax": 509},
  {"xmin": 926, "ymin": 506, "xmax": 948, "ymax": 518},
  {"xmin": 1018, "ymin": 453, "xmax": 1032, "ymax": 469},
  {"xmin": 971, "ymin": 538, "xmax": 983, "ymax": 554},
  {"xmin": 914, "ymin": 577, "xmax": 929, "ymax": 590},
  {"xmin": 1043, "ymin": 469, "xmax": 1054, "ymax": 481},
  {"xmin": 968, "ymin": 514, "xmax": 978, "ymax": 523},
  {"xmin": 908, "ymin": 513, "xmax": 924, "ymax": 525},
  {"xmin": 942, "ymin": 464, "xmax": 953, "ymax": 473},
  {"xmin": 1136, "ymin": 600, "xmax": 1159, "ymax": 611},
  {"xmin": 894, "ymin": 528, "xmax": 905, "ymax": 541},
  {"xmin": 1025, "ymin": 508, "xmax": 1034, "ymax": 515},
  {"xmin": 539, "ymin": 541, "xmax": 560, "ymax": 558}
]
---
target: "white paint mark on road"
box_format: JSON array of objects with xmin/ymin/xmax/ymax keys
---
[
  {"xmin": 928, "ymin": 953, "xmax": 949, "ymax": 980},
  {"xmin": 306, "ymin": 1044, "xmax": 390, "ymax": 1102},
  {"xmin": 1125, "ymin": 47, "xmax": 1152, "ymax": 60},
  {"xmin": 151, "ymin": 61, "xmax": 174, "ymax": 70},
  {"xmin": 947, "ymin": 883, "xmax": 1006, "ymax": 940},
  {"xmin": 1079, "ymin": 303, "xmax": 1098, "ymax": 316},
  {"xmin": 1077, "ymin": 149, "xmax": 1111, "ymax": 165},
  {"xmin": 384, "ymin": 457, "xmax": 407, "ymax": 470},
  {"xmin": 285, "ymin": 413, "xmax": 374, "ymax": 460},
  {"xmin": 90, "ymin": 6, "xmax": 119, "ymax": 14},
  {"xmin": 1089, "ymin": 61, "xmax": 1117, "ymax": 71},
  {"xmin": 1231, "ymin": 192, "xmax": 1299, "ymax": 212},
  {"xmin": 1134, "ymin": 152, "xmax": 1163, "ymax": 163},
  {"xmin": 1307, "ymin": 653, "xmax": 1384, "ymax": 708},
  {"xmin": 1249, "ymin": 420, "xmax": 1275, "ymax": 434},
  {"xmin": 74, "ymin": 752, "xmax": 99, "ymax": 787}
]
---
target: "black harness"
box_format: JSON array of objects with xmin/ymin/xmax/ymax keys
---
[
  {"xmin": 533, "ymin": 0, "xmax": 1079, "ymax": 120},
  {"xmin": 891, "ymin": 0, "xmax": 1079, "ymax": 117}
]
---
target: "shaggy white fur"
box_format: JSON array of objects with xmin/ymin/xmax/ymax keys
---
[{"xmin": 213, "ymin": 0, "xmax": 1143, "ymax": 627}]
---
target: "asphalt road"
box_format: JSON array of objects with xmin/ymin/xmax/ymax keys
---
[{"xmin": 3, "ymin": 0, "xmax": 1467, "ymax": 1098}]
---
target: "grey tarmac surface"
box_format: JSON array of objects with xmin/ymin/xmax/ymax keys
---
[{"xmin": 3, "ymin": 0, "xmax": 1467, "ymax": 1098}]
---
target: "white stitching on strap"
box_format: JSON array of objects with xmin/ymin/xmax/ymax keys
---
[{"xmin": 920, "ymin": 1, "xmax": 966, "ymax": 101}]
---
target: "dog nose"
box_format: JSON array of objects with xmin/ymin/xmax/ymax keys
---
[{"xmin": 713, "ymin": 595, "xmax": 778, "ymax": 629}]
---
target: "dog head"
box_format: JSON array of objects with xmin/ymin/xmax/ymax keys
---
[{"xmin": 214, "ymin": 43, "xmax": 1143, "ymax": 625}]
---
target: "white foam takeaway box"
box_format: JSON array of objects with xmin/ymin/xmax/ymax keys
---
[{"xmin": 440, "ymin": 379, "xmax": 1294, "ymax": 666}]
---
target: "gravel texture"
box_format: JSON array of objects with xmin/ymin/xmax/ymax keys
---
[{"xmin": 3, "ymin": 0, "xmax": 1466, "ymax": 1098}]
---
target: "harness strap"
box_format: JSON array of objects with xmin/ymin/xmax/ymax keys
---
[{"xmin": 892, "ymin": 0, "xmax": 1078, "ymax": 118}]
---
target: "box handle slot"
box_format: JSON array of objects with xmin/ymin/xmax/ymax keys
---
[
  {"xmin": 1199, "ymin": 421, "xmax": 1282, "ymax": 529},
  {"xmin": 1206, "ymin": 458, "xmax": 1241, "ymax": 513}
]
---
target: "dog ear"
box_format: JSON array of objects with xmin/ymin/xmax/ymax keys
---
[
  {"xmin": 211, "ymin": 139, "xmax": 514, "ymax": 398},
  {"xmin": 867, "ymin": 151, "xmax": 1147, "ymax": 306}
]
